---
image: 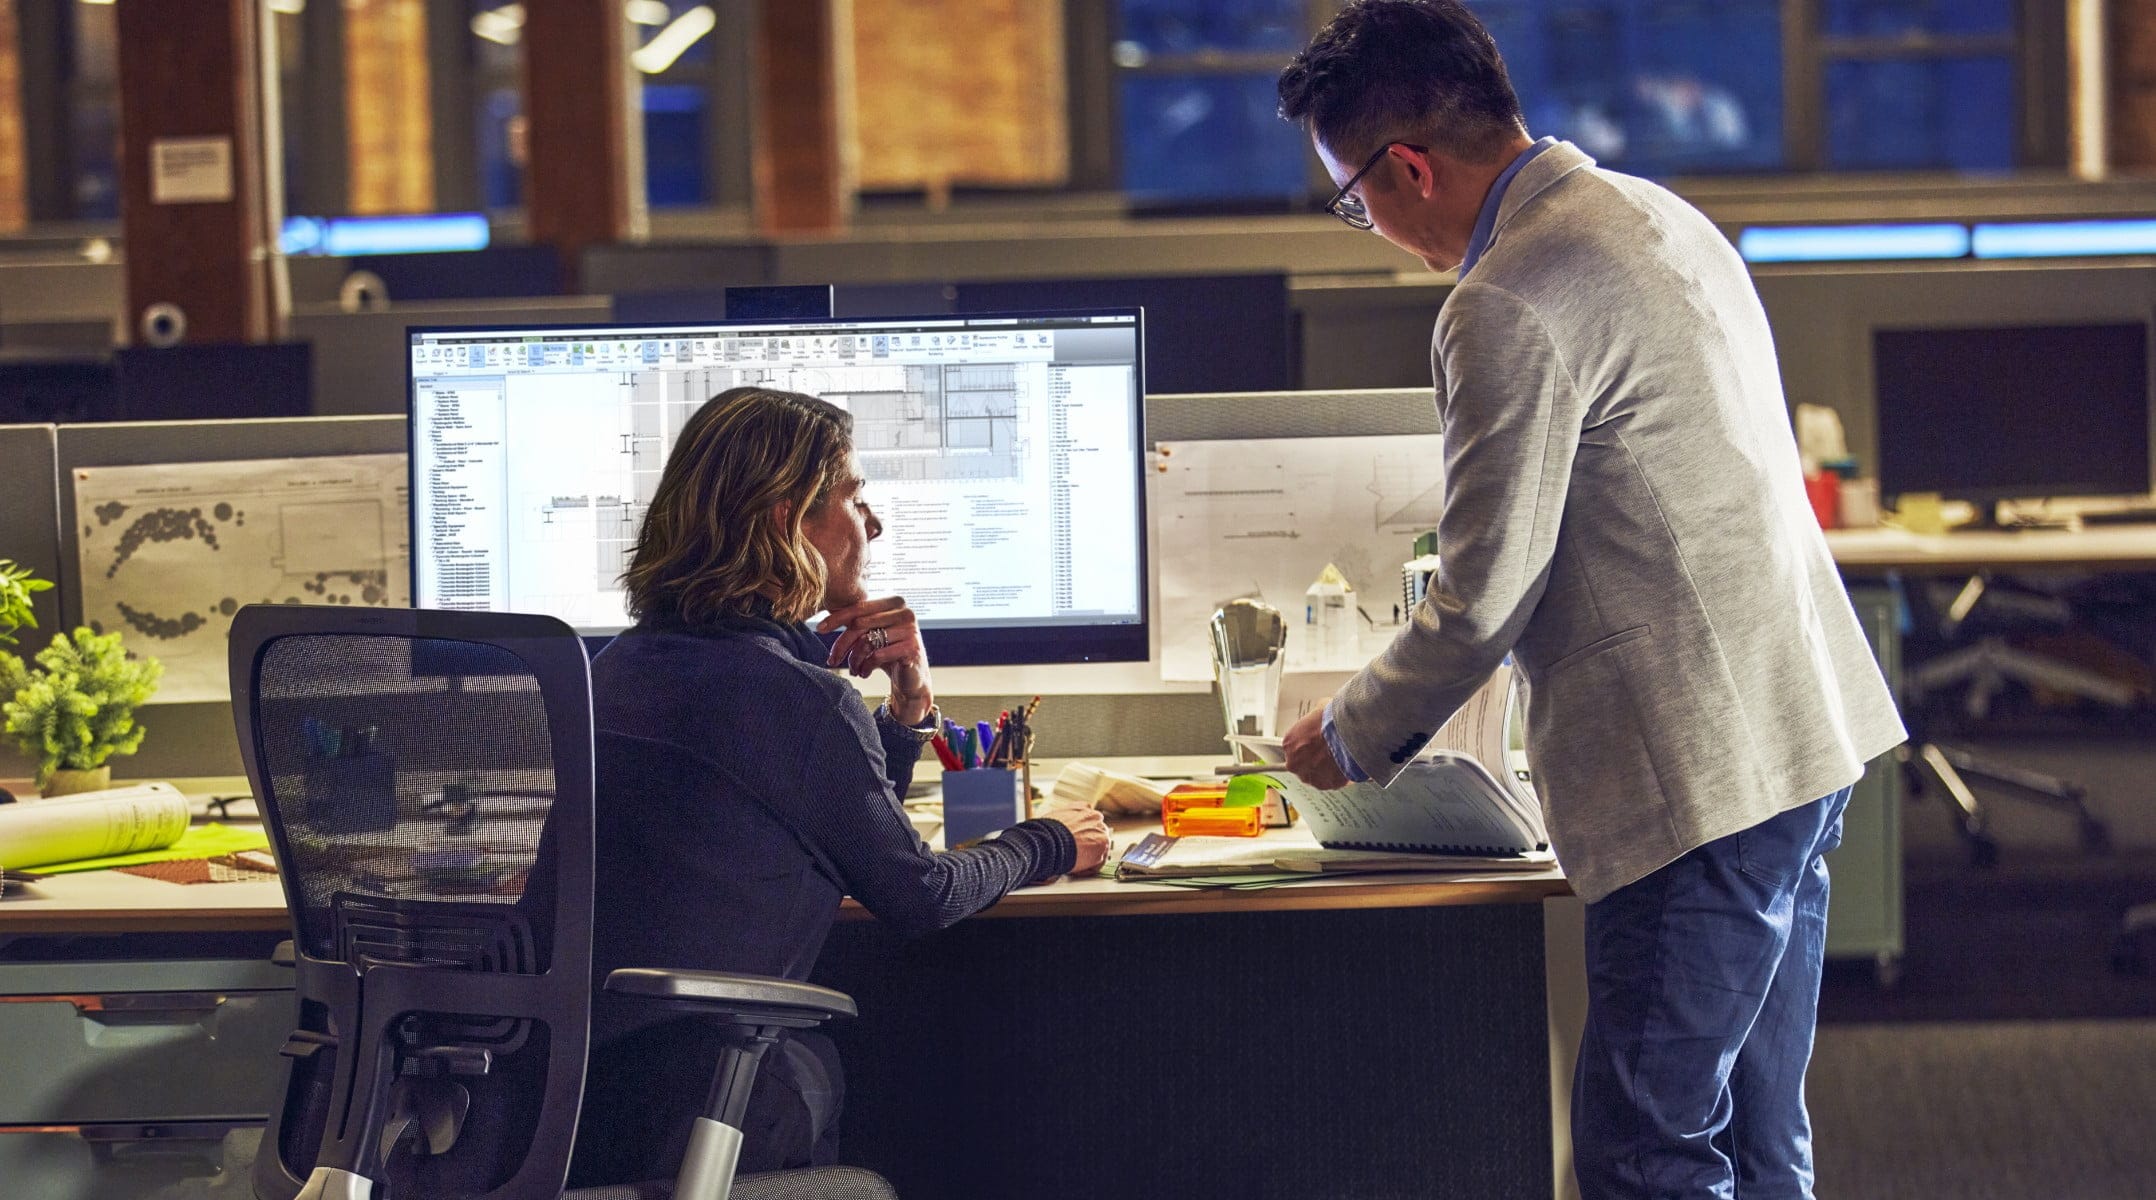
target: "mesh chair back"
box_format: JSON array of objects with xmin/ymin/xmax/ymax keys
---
[{"xmin": 230, "ymin": 605, "xmax": 595, "ymax": 1200}]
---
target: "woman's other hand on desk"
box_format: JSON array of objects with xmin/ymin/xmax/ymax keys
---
[
  {"xmin": 1283, "ymin": 706, "xmax": 1349, "ymax": 790},
  {"xmin": 1039, "ymin": 804, "xmax": 1111, "ymax": 877},
  {"xmin": 820, "ymin": 596, "xmax": 934, "ymax": 725}
]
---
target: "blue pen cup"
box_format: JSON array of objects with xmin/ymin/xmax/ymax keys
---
[
  {"xmin": 941, "ymin": 768, "xmax": 1024, "ymax": 849},
  {"xmin": 303, "ymin": 753, "xmax": 397, "ymax": 834}
]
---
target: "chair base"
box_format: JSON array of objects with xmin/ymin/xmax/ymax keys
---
[
  {"xmin": 1900, "ymin": 741, "xmax": 2111, "ymax": 868},
  {"xmin": 1908, "ymin": 637, "xmax": 2140, "ymax": 721}
]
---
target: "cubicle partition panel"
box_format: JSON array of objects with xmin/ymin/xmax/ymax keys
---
[
  {"xmin": 52, "ymin": 416, "xmax": 408, "ymax": 777},
  {"xmin": 0, "ymin": 421, "xmax": 62, "ymax": 649},
  {"xmin": 1292, "ymin": 275, "xmax": 1455, "ymax": 391},
  {"xmin": 580, "ymin": 240, "xmax": 776, "ymax": 295},
  {"xmin": 288, "ymin": 296, "xmax": 615, "ymax": 415}
]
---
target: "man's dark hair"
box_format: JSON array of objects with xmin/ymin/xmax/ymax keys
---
[{"xmin": 1278, "ymin": 0, "xmax": 1525, "ymax": 164}]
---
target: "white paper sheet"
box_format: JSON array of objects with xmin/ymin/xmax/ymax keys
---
[
  {"xmin": 72, "ymin": 454, "xmax": 410, "ymax": 702},
  {"xmin": 1154, "ymin": 435, "xmax": 1445, "ymax": 682}
]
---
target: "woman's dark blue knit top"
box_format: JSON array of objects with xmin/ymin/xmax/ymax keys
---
[{"xmin": 587, "ymin": 611, "xmax": 1077, "ymax": 990}]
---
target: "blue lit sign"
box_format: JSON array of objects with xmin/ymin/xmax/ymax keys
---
[
  {"xmin": 279, "ymin": 212, "xmax": 491, "ymax": 257},
  {"xmin": 1971, "ymin": 220, "xmax": 2156, "ymax": 259},
  {"xmin": 1737, "ymin": 223, "xmax": 1970, "ymax": 264}
]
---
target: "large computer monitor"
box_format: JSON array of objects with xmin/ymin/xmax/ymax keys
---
[
  {"xmin": 1875, "ymin": 321, "xmax": 2152, "ymax": 511},
  {"xmin": 406, "ymin": 310, "xmax": 1148, "ymax": 665}
]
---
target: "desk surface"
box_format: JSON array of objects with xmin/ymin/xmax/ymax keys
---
[
  {"xmin": 0, "ymin": 763, "xmax": 1568, "ymax": 936},
  {"xmin": 1827, "ymin": 524, "xmax": 2156, "ymax": 573}
]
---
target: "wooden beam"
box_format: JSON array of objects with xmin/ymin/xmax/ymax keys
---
[
  {"xmin": 114, "ymin": 0, "xmax": 278, "ymax": 344},
  {"xmin": 852, "ymin": 0, "xmax": 1069, "ymax": 196},
  {"xmin": 754, "ymin": 0, "xmax": 846, "ymax": 235},
  {"xmin": 0, "ymin": 0, "xmax": 28, "ymax": 232},
  {"xmin": 523, "ymin": 0, "xmax": 630, "ymax": 286},
  {"xmin": 2113, "ymin": 0, "xmax": 2156, "ymax": 167}
]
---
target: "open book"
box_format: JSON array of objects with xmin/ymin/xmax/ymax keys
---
[
  {"xmin": 1116, "ymin": 820, "xmax": 1552, "ymax": 880},
  {"xmin": 0, "ymin": 782, "xmax": 191, "ymax": 872},
  {"xmin": 1119, "ymin": 667, "xmax": 1552, "ymax": 880}
]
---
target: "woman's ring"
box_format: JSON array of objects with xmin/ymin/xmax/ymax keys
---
[{"xmin": 865, "ymin": 627, "xmax": 889, "ymax": 651}]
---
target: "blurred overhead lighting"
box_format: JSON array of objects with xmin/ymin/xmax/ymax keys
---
[
  {"xmin": 631, "ymin": 5, "xmax": 714, "ymax": 74},
  {"xmin": 1972, "ymin": 220, "xmax": 2156, "ymax": 259},
  {"xmin": 1737, "ymin": 223, "xmax": 1970, "ymax": 264},
  {"xmin": 281, "ymin": 213, "xmax": 491, "ymax": 258},
  {"xmin": 626, "ymin": 1, "xmax": 672, "ymax": 25},
  {"xmin": 471, "ymin": 3, "xmax": 525, "ymax": 46},
  {"xmin": 268, "ymin": 0, "xmax": 306, "ymax": 13}
]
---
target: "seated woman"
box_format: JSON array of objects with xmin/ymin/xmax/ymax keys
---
[{"xmin": 568, "ymin": 386, "xmax": 1110, "ymax": 1187}]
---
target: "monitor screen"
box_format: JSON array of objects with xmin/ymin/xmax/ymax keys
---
[
  {"xmin": 407, "ymin": 310, "xmax": 1148, "ymax": 665},
  {"xmin": 1874, "ymin": 322, "xmax": 2152, "ymax": 503}
]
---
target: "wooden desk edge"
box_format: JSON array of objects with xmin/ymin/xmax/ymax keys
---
[
  {"xmin": 0, "ymin": 876, "xmax": 1573, "ymax": 935},
  {"xmin": 840, "ymin": 873, "xmax": 1573, "ymax": 920},
  {"xmin": 0, "ymin": 909, "xmax": 292, "ymax": 936}
]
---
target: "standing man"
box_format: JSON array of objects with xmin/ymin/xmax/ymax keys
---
[{"xmin": 1275, "ymin": 3, "xmax": 1905, "ymax": 1197}]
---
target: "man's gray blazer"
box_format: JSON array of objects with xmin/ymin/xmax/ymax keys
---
[{"xmin": 1331, "ymin": 141, "xmax": 1905, "ymax": 903}]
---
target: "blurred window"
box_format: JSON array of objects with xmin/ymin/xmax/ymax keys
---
[
  {"xmin": 1113, "ymin": 0, "xmax": 1313, "ymax": 204},
  {"xmin": 467, "ymin": 0, "xmax": 721, "ymax": 211},
  {"xmin": 1479, "ymin": 0, "xmax": 1784, "ymax": 175}
]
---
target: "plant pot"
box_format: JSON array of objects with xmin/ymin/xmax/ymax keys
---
[{"xmin": 41, "ymin": 766, "xmax": 111, "ymax": 797}]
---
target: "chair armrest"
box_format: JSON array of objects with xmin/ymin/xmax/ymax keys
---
[{"xmin": 604, "ymin": 968, "xmax": 857, "ymax": 1027}]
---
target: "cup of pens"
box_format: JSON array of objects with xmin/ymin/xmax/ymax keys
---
[
  {"xmin": 300, "ymin": 716, "xmax": 396, "ymax": 835},
  {"xmin": 931, "ymin": 701, "xmax": 1038, "ymax": 849}
]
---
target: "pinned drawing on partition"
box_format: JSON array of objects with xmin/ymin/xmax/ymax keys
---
[
  {"xmin": 1154, "ymin": 434, "xmax": 1447, "ymax": 682},
  {"xmin": 72, "ymin": 454, "xmax": 409, "ymax": 702}
]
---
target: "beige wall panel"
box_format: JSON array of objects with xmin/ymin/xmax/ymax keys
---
[
  {"xmin": 851, "ymin": 0, "xmax": 1069, "ymax": 192},
  {"xmin": 345, "ymin": 0, "xmax": 433, "ymax": 214}
]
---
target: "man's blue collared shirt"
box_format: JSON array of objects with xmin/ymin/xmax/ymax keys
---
[
  {"xmin": 1319, "ymin": 136, "xmax": 1557, "ymax": 784},
  {"xmin": 1459, "ymin": 136, "xmax": 1557, "ymax": 278}
]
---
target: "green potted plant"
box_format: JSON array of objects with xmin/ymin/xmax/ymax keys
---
[
  {"xmin": 0, "ymin": 558, "xmax": 51, "ymax": 648},
  {"xmin": 1, "ymin": 626, "xmax": 163, "ymax": 796}
]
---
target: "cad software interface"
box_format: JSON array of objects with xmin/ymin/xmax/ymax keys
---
[{"xmin": 408, "ymin": 313, "xmax": 1145, "ymax": 636}]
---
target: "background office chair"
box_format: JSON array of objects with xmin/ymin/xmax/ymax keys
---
[
  {"xmin": 1898, "ymin": 573, "xmax": 2128, "ymax": 864},
  {"xmin": 226, "ymin": 605, "xmax": 895, "ymax": 1200}
]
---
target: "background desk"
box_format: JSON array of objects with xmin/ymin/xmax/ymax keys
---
[
  {"xmin": 1827, "ymin": 524, "xmax": 2156, "ymax": 574},
  {"xmin": 0, "ymin": 768, "xmax": 1588, "ymax": 1200}
]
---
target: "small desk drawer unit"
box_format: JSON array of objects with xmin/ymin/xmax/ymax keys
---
[{"xmin": 0, "ymin": 958, "xmax": 293, "ymax": 1199}]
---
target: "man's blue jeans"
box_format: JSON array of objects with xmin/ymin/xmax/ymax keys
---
[{"xmin": 1573, "ymin": 787, "xmax": 1851, "ymax": 1199}]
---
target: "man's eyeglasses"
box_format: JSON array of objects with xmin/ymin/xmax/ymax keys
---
[{"xmin": 1323, "ymin": 142, "xmax": 1427, "ymax": 231}]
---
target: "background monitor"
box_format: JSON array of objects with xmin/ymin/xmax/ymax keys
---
[
  {"xmin": 1874, "ymin": 322, "xmax": 2152, "ymax": 507},
  {"xmin": 947, "ymin": 274, "xmax": 1292, "ymax": 394},
  {"xmin": 407, "ymin": 310, "xmax": 1148, "ymax": 665}
]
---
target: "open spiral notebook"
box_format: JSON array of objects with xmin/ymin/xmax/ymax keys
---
[{"xmin": 1119, "ymin": 666, "xmax": 1555, "ymax": 880}]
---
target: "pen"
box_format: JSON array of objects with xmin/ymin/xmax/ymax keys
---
[
  {"xmin": 929, "ymin": 733, "xmax": 963, "ymax": 772},
  {"xmin": 975, "ymin": 721, "xmax": 995, "ymax": 763}
]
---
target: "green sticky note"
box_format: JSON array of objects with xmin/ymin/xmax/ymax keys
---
[{"xmin": 1223, "ymin": 772, "xmax": 1288, "ymax": 809}]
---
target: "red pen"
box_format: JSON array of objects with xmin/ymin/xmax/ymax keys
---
[{"xmin": 928, "ymin": 733, "xmax": 963, "ymax": 772}]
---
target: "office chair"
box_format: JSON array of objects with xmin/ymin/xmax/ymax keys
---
[
  {"xmin": 1898, "ymin": 573, "xmax": 2121, "ymax": 865},
  {"xmin": 226, "ymin": 605, "xmax": 895, "ymax": 1200}
]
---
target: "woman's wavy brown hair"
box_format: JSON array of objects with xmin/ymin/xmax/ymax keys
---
[{"xmin": 623, "ymin": 386, "xmax": 855, "ymax": 625}]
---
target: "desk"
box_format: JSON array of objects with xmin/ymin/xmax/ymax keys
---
[
  {"xmin": 0, "ymin": 765, "xmax": 1585, "ymax": 1200},
  {"xmin": 1827, "ymin": 524, "xmax": 2156, "ymax": 574}
]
